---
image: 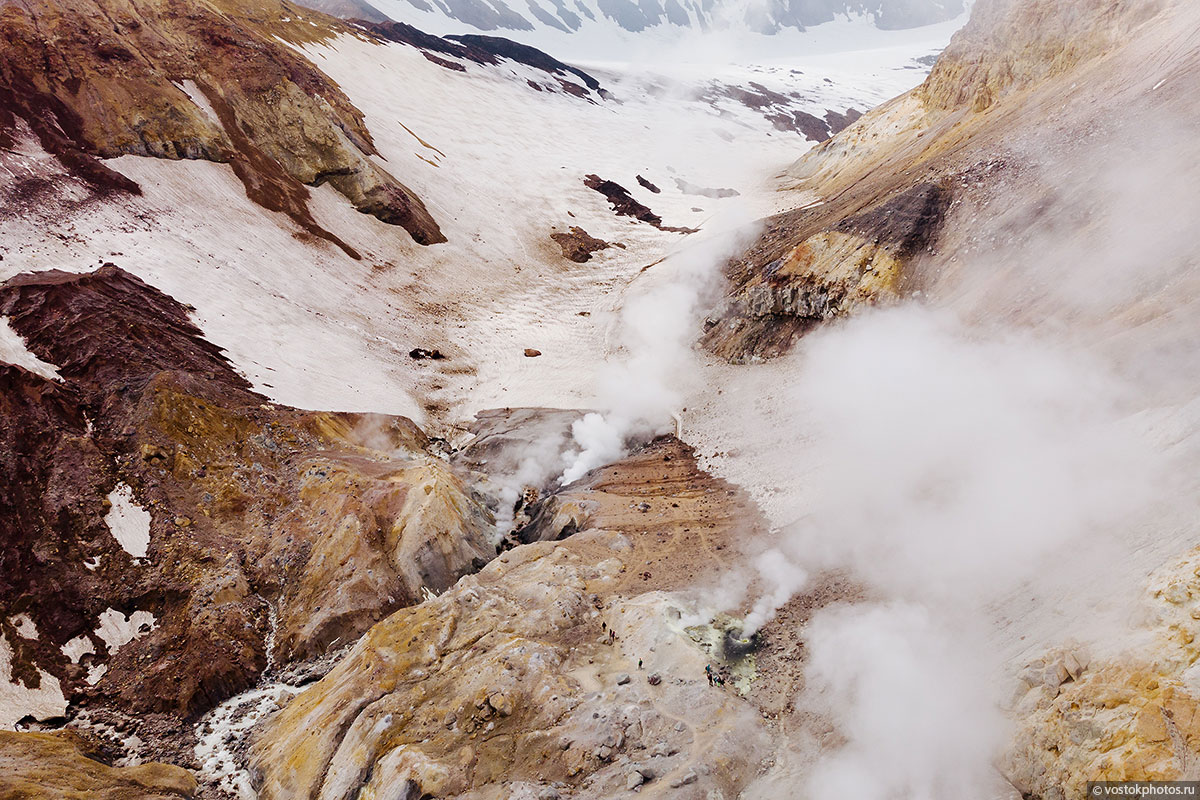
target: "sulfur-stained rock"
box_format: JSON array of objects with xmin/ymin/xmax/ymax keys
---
[
  {"xmin": 703, "ymin": 183, "xmax": 948, "ymax": 362},
  {"xmin": 1005, "ymin": 548, "xmax": 1200, "ymax": 797},
  {"xmin": 250, "ymin": 437, "xmax": 774, "ymax": 800},
  {"xmin": 0, "ymin": 729, "xmax": 196, "ymax": 799},
  {"xmin": 705, "ymin": 0, "xmax": 1178, "ymax": 362},
  {"xmin": 920, "ymin": 0, "xmax": 1164, "ymax": 113}
]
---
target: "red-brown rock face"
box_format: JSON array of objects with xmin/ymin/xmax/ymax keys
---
[{"xmin": 0, "ymin": 265, "xmax": 491, "ymax": 722}]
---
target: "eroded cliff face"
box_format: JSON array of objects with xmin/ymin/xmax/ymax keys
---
[
  {"xmin": 0, "ymin": 265, "xmax": 491, "ymax": 729},
  {"xmin": 920, "ymin": 0, "xmax": 1164, "ymax": 112},
  {"xmin": 702, "ymin": 182, "xmax": 948, "ymax": 362},
  {"xmin": 0, "ymin": 0, "xmax": 444, "ymax": 247}
]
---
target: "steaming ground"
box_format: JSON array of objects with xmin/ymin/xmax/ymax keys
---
[{"xmin": 668, "ymin": 111, "xmax": 1200, "ymax": 794}]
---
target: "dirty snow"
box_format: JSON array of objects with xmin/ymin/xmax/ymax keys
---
[
  {"xmin": 195, "ymin": 682, "xmax": 302, "ymax": 800},
  {"xmin": 0, "ymin": 632, "xmax": 66, "ymax": 730},
  {"xmin": 175, "ymin": 79, "xmax": 221, "ymax": 126}
]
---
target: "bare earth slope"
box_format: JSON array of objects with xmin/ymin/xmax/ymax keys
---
[{"xmin": 695, "ymin": 0, "xmax": 1200, "ymax": 796}]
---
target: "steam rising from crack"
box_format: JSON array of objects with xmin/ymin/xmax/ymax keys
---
[{"xmin": 558, "ymin": 223, "xmax": 760, "ymax": 485}]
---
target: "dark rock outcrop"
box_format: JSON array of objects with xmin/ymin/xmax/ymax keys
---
[
  {"xmin": 551, "ymin": 226, "xmax": 611, "ymax": 262},
  {"xmin": 584, "ymin": 174, "xmax": 696, "ymax": 233},
  {"xmin": 359, "ymin": 21, "xmax": 606, "ymax": 98},
  {"xmin": 703, "ymin": 183, "xmax": 951, "ymax": 361},
  {"xmin": 636, "ymin": 175, "xmax": 661, "ymax": 193}
]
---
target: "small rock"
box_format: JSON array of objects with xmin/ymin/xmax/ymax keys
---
[
  {"xmin": 616, "ymin": 673, "xmax": 631, "ymax": 685},
  {"xmin": 636, "ymin": 175, "xmax": 661, "ymax": 194},
  {"xmin": 409, "ymin": 348, "xmax": 445, "ymax": 360},
  {"xmin": 140, "ymin": 443, "xmax": 171, "ymax": 465},
  {"xmin": 487, "ymin": 692, "xmax": 513, "ymax": 717},
  {"xmin": 647, "ymin": 673, "xmax": 662, "ymax": 686},
  {"xmin": 627, "ymin": 771, "xmax": 645, "ymax": 790},
  {"xmin": 670, "ymin": 769, "xmax": 698, "ymax": 788},
  {"xmin": 524, "ymin": 348, "xmax": 542, "ymax": 358}
]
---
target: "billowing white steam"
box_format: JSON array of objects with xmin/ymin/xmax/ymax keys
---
[
  {"xmin": 729, "ymin": 112, "xmax": 1198, "ymax": 796},
  {"xmin": 558, "ymin": 224, "xmax": 757, "ymax": 485},
  {"xmin": 804, "ymin": 602, "xmax": 1004, "ymax": 800},
  {"xmin": 773, "ymin": 306, "xmax": 1163, "ymax": 797},
  {"xmin": 741, "ymin": 547, "xmax": 809, "ymax": 635}
]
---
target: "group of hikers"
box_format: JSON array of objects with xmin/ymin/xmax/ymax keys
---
[{"xmin": 705, "ymin": 663, "xmax": 727, "ymax": 687}]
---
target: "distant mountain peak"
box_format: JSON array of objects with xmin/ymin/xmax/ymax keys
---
[{"xmin": 297, "ymin": 0, "xmax": 965, "ymax": 35}]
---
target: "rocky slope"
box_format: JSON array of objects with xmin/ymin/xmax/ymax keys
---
[
  {"xmin": 1, "ymin": 729, "xmax": 197, "ymax": 800},
  {"xmin": 12, "ymin": 0, "xmax": 1183, "ymax": 797},
  {"xmin": 0, "ymin": 264, "xmax": 493, "ymax": 736},
  {"xmin": 702, "ymin": 0, "xmax": 1190, "ymax": 361},
  {"xmin": 250, "ymin": 432, "xmax": 780, "ymax": 800},
  {"xmin": 0, "ymin": 0, "xmax": 443, "ymax": 247},
  {"xmin": 699, "ymin": 0, "xmax": 1200, "ymax": 796}
]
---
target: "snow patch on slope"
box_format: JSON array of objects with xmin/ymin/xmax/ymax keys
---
[
  {"xmin": 0, "ymin": 21, "xmax": 957, "ymax": 430},
  {"xmin": 104, "ymin": 483, "xmax": 152, "ymax": 558},
  {"xmin": 0, "ymin": 316, "xmax": 60, "ymax": 380},
  {"xmin": 9, "ymin": 614, "xmax": 38, "ymax": 640},
  {"xmin": 175, "ymin": 79, "xmax": 221, "ymax": 127},
  {"xmin": 61, "ymin": 635, "xmax": 95, "ymax": 664},
  {"xmin": 95, "ymin": 608, "xmax": 157, "ymax": 654},
  {"xmin": 1, "ymin": 632, "xmax": 66, "ymax": 730}
]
